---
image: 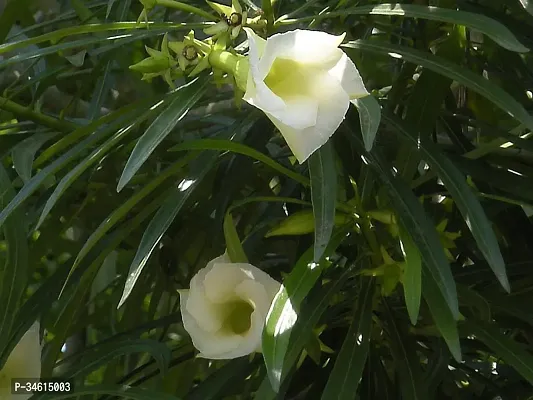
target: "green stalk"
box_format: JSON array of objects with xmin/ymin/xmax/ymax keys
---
[
  {"xmin": 0, "ymin": 97, "xmax": 76, "ymax": 133},
  {"xmin": 156, "ymin": 0, "xmax": 217, "ymax": 21},
  {"xmin": 208, "ymin": 50, "xmax": 249, "ymax": 91}
]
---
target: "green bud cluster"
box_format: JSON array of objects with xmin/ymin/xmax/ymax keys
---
[{"xmin": 130, "ymin": 0, "xmax": 266, "ymax": 93}]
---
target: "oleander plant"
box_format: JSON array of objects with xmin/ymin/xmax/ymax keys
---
[{"xmin": 1, "ymin": 0, "xmax": 533, "ymax": 398}]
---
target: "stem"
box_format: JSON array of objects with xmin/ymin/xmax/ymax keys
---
[
  {"xmin": 156, "ymin": 0, "xmax": 217, "ymax": 21},
  {"xmin": 0, "ymin": 22, "xmax": 214, "ymax": 56},
  {"xmin": 262, "ymin": 0, "xmax": 274, "ymax": 32},
  {"xmin": 0, "ymin": 97, "xmax": 76, "ymax": 133},
  {"xmin": 208, "ymin": 50, "xmax": 249, "ymax": 92}
]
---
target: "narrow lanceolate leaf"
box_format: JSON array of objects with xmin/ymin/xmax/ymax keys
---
[
  {"xmin": 384, "ymin": 114, "xmax": 510, "ymax": 293},
  {"xmin": 464, "ymin": 320, "xmax": 533, "ymax": 385},
  {"xmin": 0, "ymin": 103, "xmax": 142, "ymax": 230},
  {"xmin": 72, "ymin": 153, "xmax": 197, "ymax": 271},
  {"xmin": 88, "ymin": 61, "xmax": 114, "ymax": 120},
  {"xmin": 383, "ymin": 300, "xmax": 427, "ymax": 400},
  {"xmin": 352, "ymin": 95, "xmax": 381, "ymax": 152},
  {"xmin": 422, "ymin": 269, "xmax": 462, "ymax": 362},
  {"xmin": 11, "ymin": 132, "xmax": 57, "ymax": 183},
  {"xmin": 106, "ymin": 0, "xmax": 118, "ymax": 18},
  {"xmin": 169, "ymin": 139, "xmax": 310, "ymax": 186},
  {"xmin": 344, "ymin": 125, "xmax": 459, "ymax": 319},
  {"xmin": 344, "ymin": 4, "xmax": 528, "ymax": 52},
  {"xmin": 256, "ymin": 261, "xmax": 361, "ymax": 400},
  {"xmin": 186, "ymin": 358, "xmax": 252, "ymax": 400},
  {"xmin": 37, "ymin": 111, "xmax": 147, "ymax": 229},
  {"xmin": 518, "ymin": 0, "xmax": 533, "ymax": 16},
  {"xmin": 262, "ymin": 229, "xmax": 348, "ymax": 393},
  {"xmin": 59, "ymin": 339, "xmax": 171, "ymax": 379},
  {"xmin": 117, "ymin": 77, "xmax": 209, "ymax": 191},
  {"xmin": 321, "ymin": 278, "xmax": 375, "ymax": 400},
  {"xmin": 343, "ymin": 40, "xmax": 533, "ymax": 133},
  {"xmin": 0, "ymin": 165, "xmax": 29, "ymax": 363},
  {"xmin": 308, "ymin": 141, "xmax": 337, "ymax": 262},
  {"xmin": 118, "ymin": 153, "xmax": 216, "ymax": 308},
  {"xmin": 223, "ymin": 211, "xmax": 248, "ymax": 263},
  {"xmin": 398, "ymin": 223, "xmax": 422, "ymax": 326}
]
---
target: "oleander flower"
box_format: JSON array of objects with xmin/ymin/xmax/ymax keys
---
[
  {"xmin": 0, "ymin": 322, "xmax": 41, "ymax": 400},
  {"xmin": 179, "ymin": 253, "xmax": 280, "ymax": 359},
  {"xmin": 242, "ymin": 28, "xmax": 369, "ymax": 163}
]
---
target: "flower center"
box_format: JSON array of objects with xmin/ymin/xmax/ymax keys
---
[
  {"xmin": 182, "ymin": 45, "xmax": 198, "ymax": 61},
  {"xmin": 264, "ymin": 58, "xmax": 314, "ymax": 100},
  {"xmin": 222, "ymin": 300, "xmax": 254, "ymax": 335},
  {"xmin": 229, "ymin": 12, "xmax": 242, "ymax": 27}
]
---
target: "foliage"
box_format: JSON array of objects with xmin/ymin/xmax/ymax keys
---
[{"xmin": 1, "ymin": 0, "xmax": 533, "ymax": 398}]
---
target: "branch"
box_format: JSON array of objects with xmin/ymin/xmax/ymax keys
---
[{"xmin": 0, "ymin": 96, "xmax": 77, "ymax": 133}]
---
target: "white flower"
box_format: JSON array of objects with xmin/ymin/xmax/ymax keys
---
[
  {"xmin": 242, "ymin": 28, "xmax": 369, "ymax": 163},
  {"xmin": 179, "ymin": 254, "xmax": 280, "ymax": 359},
  {"xmin": 0, "ymin": 322, "xmax": 41, "ymax": 400}
]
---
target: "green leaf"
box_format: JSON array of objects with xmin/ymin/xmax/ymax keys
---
[
  {"xmin": 185, "ymin": 358, "xmax": 253, "ymax": 400},
  {"xmin": 308, "ymin": 141, "xmax": 337, "ymax": 262},
  {"xmin": 344, "ymin": 124, "xmax": 459, "ymax": 319},
  {"xmin": 37, "ymin": 385, "xmax": 180, "ymax": 400},
  {"xmin": 11, "ymin": 132, "xmax": 57, "ymax": 183},
  {"xmin": 58, "ymin": 339, "xmax": 171, "ymax": 379},
  {"xmin": 262, "ymin": 228, "xmax": 348, "ymax": 393},
  {"xmin": 0, "ymin": 29, "xmax": 172, "ymax": 70},
  {"xmin": 64, "ymin": 49, "xmax": 87, "ymax": 67},
  {"xmin": 0, "ymin": 0, "xmax": 32, "ymax": 43},
  {"xmin": 223, "ymin": 211, "xmax": 248, "ymax": 263},
  {"xmin": 398, "ymin": 223, "xmax": 422, "ymax": 326},
  {"xmin": 0, "ymin": 165, "xmax": 29, "ymax": 361},
  {"xmin": 36, "ymin": 109, "xmax": 151, "ymax": 229},
  {"xmin": 343, "ymin": 40, "xmax": 533, "ymax": 132},
  {"xmin": 107, "ymin": 0, "xmax": 119, "ymax": 18},
  {"xmin": 352, "ymin": 95, "xmax": 381, "ymax": 152},
  {"xmin": 321, "ymin": 278, "xmax": 375, "ymax": 400},
  {"xmin": 256, "ymin": 261, "xmax": 362, "ymax": 400},
  {"xmin": 422, "ymin": 269, "xmax": 462, "ymax": 362},
  {"xmin": 265, "ymin": 209, "xmax": 350, "ymax": 237},
  {"xmin": 169, "ymin": 139, "xmax": 309, "ymax": 186},
  {"xmin": 343, "ymin": 4, "xmax": 529, "ymax": 53},
  {"xmin": 88, "ymin": 61, "xmax": 114, "ymax": 120},
  {"xmin": 0, "ymin": 261, "xmax": 71, "ymax": 367},
  {"xmin": 384, "ymin": 113, "xmax": 510, "ymax": 292},
  {"xmin": 382, "ymin": 300, "xmax": 427, "ymax": 400},
  {"xmin": 117, "ymin": 78, "xmax": 209, "ymax": 191},
  {"xmin": 464, "ymin": 320, "xmax": 533, "ymax": 385},
  {"xmin": 0, "ymin": 103, "xmax": 144, "ymax": 230},
  {"xmin": 72, "ymin": 153, "xmax": 197, "ymax": 270},
  {"xmin": 518, "ymin": 0, "xmax": 533, "ymax": 16},
  {"xmin": 118, "ymin": 153, "xmax": 216, "ymax": 308}
]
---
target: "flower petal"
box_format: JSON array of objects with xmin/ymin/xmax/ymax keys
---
[
  {"xmin": 244, "ymin": 28, "xmax": 266, "ymax": 60},
  {"xmin": 204, "ymin": 21, "xmax": 229, "ymax": 36},
  {"xmin": 234, "ymin": 279, "xmax": 270, "ymax": 317},
  {"xmin": 185, "ymin": 257, "xmax": 226, "ymax": 333},
  {"xmin": 0, "ymin": 322, "xmax": 41, "ymax": 400},
  {"xmin": 267, "ymin": 70, "xmax": 350, "ymax": 163},
  {"xmin": 203, "ymin": 263, "xmax": 247, "ymax": 303},
  {"xmin": 234, "ymin": 264, "xmax": 281, "ymax": 302},
  {"xmin": 257, "ymin": 30, "xmax": 346, "ymax": 80},
  {"xmin": 243, "ymin": 28, "xmax": 286, "ymax": 116},
  {"xmin": 180, "ymin": 290, "xmax": 244, "ymax": 359},
  {"xmin": 328, "ymin": 52, "xmax": 369, "ymax": 99}
]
